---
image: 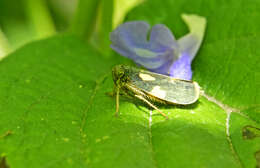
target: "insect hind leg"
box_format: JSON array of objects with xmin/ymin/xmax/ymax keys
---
[{"xmin": 134, "ymin": 95, "xmax": 168, "ymax": 120}]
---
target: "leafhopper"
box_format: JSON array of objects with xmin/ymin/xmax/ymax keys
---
[{"xmin": 112, "ymin": 65, "xmax": 200, "ymax": 119}]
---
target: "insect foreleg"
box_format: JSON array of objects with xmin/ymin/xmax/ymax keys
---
[
  {"xmin": 134, "ymin": 94, "xmax": 169, "ymax": 120},
  {"xmin": 115, "ymin": 86, "xmax": 120, "ymax": 117}
]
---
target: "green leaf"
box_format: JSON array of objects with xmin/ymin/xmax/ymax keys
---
[
  {"xmin": 0, "ymin": 34, "xmax": 153, "ymax": 167},
  {"xmin": 0, "ymin": 0, "xmax": 259, "ymax": 168},
  {"xmin": 125, "ymin": 0, "xmax": 260, "ymax": 167}
]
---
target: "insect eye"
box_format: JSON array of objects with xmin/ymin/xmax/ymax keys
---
[{"xmin": 112, "ymin": 66, "xmax": 126, "ymax": 82}]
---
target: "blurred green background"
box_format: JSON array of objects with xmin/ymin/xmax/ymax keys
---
[
  {"xmin": 0, "ymin": 0, "xmax": 142, "ymax": 58},
  {"xmin": 0, "ymin": 0, "xmax": 259, "ymax": 168}
]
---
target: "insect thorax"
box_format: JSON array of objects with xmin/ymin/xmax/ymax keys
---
[{"xmin": 112, "ymin": 65, "xmax": 130, "ymax": 87}]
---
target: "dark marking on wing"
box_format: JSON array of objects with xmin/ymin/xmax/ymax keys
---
[{"xmin": 125, "ymin": 66, "xmax": 200, "ymax": 105}]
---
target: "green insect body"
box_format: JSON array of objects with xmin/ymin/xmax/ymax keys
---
[{"xmin": 112, "ymin": 65, "xmax": 200, "ymax": 119}]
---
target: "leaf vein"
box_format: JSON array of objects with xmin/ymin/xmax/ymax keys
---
[
  {"xmin": 78, "ymin": 72, "xmax": 110, "ymax": 163},
  {"xmin": 201, "ymin": 90, "xmax": 244, "ymax": 168}
]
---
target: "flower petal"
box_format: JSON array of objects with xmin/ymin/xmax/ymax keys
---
[
  {"xmin": 169, "ymin": 52, "xmax": 192, "ymax": 80},
  {"xmin": 110, "ymin": 21, "xmax": 178, "ymax": 71},
  {"xmin": 135, "ymin": 49, "xmax": 175, "ymax": 70},
  {"xmin": 168, "ymin": 14, "xmax": 206, "ymax": 80},
  {"xmin": 149, "ymin": 24, "xmax": 178, "ymax": 51},
  {"xmin": 110, "ymin": 21, "xmax": 150, "ymax": 54},
  {"xmin": 110, "ymin": 14, "xmax": 207, "ymax": 80},
  {"xmin": 177, "ymin": 14, "xmax": 207, "ymax": 60}
]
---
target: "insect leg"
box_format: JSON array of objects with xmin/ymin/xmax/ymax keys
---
[
  {"xmin": 134, "ymin": 95, "xmax": 169, "ymax": 120},
  {"xmin": 115, "ymin": 86, "xmax": 120, "ymax": 117}
]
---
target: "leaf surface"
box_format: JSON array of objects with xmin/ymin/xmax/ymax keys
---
[{"xmin": 0, "ymin": 0, "xmax": 260, "ymax": 167}]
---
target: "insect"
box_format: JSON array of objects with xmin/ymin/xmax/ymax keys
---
[{"xmin": 112, "ymin": 65, "xmax": 200, "ymax": 119}]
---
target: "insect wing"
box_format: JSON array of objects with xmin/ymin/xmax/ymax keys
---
[{"xmin": 126, "ymin": 67, "xmax": 200, "ymax": 105}]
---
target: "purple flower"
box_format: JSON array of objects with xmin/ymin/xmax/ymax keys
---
[{"xmin": 110, "ymin": 14, "xmax": 206, "ymax": 80}]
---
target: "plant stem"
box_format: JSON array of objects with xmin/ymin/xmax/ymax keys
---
[
  {"xmin": 113, "ymin": 0, "xmax": 144, "ymax": 28},
  {"xmin": 0, "ymin": 28, "xmax": 11, "ymax": 60},
  {"xmin": 96, "ymin": 0, "xmax": 113, "ymax": 56},
  {"xmin": 70, "ymin": 0, "xmax": 100, "ymax": 40},
  {"xmin": 24, "ymin": 0, "xmax": 56, "ymax": 39}
]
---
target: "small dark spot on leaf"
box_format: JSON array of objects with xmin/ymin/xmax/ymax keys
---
[
  {"xmin": 0, "ymin": 157, "xmax": 9, "ymax": 168},
  {"xmin": 255, "ymin": 150, "xmax": 260, "ymax": 168},
  {"xmin": 242, "ymin": 125, "xmax": 260, "ymax": 140}
]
